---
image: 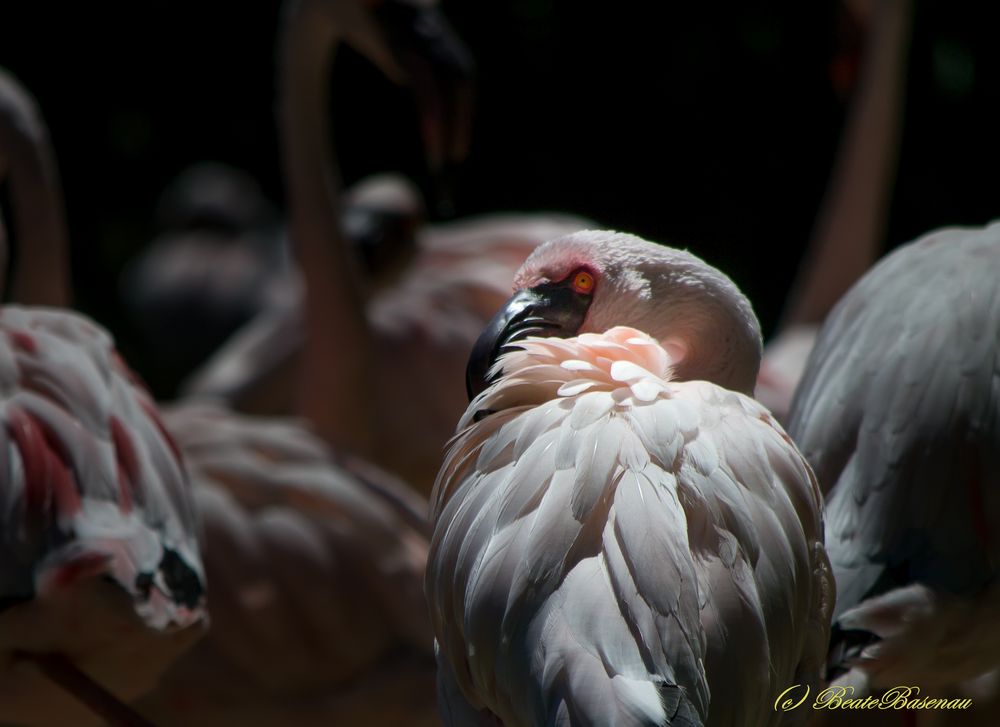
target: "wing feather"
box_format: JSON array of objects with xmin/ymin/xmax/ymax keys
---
[
  {"xmin": 428, "ymin": 333, "xmax": 831, "ymax": 727},
  {"xmin": 789, "ymin": 223, "xmax": 1000, "ymax": 621},
  {"xmin": 789, "ymin": 222, "xmax": 1000, "ymax": 689}
]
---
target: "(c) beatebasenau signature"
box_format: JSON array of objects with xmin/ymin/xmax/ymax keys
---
[{"xmin": 774, "ymin": 684, "xmax": 973, "ymax": 712}]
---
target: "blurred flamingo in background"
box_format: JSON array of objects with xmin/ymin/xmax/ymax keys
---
[
  {"xmin": 428, "ymin": 231, "xmax": 833, "ymax": 725},
  {"xmin": 788, "ymin": 221, "xmax": 1000, "ymax": 710},
  {"xmin": 135, "ymin": 403, "xmax": 438, "ymax": 726},
  {"xmin": 0, "ymin": 68, "xmax": 70, "ymax": 308},
  {"xmin": 0, "ymin": 66, "xmax": 206, "ymax": 726},
  {"xmin": 119, "ymin": 162, "xmax": 289, "ymax": 394},
  {"xmin": 127, "ymin": 1, "xmax": 469, "ymax": 722},
  {"xmin": 118, "ymin": 0, "xmax": 474, "ymax": 400},
  {"xmin": 119, "ymin": 166, "xmax": 430, "ymax": 398},
  {"xmin": 6, "ymin": 12, "xmax": 443, "ymax": 719},
  {"xmin": 178, "ymin": 0, "xmax": 592, "ymax": 494},
  {"xmin": 756, "ymin": 0, "xmax": 912, "ymax": 421}
]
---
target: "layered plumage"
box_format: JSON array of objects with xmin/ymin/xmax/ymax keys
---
[
  {"xmin": 0, "ymin": 308, "xmax": 206, "ymax": 725},
  {"xmin": 787, "ymin": 221, "xmax": 1000, "ymax": 693},
  {"xmin": 428, "ymin": 231, "xmax": 833, "ymax": 726},
  {"xmin": 136, "ymin": 403, "xmax": 438, "ymax": 726},
  {"xmin": 1, "ymin": 66, "xmax": 206, "ymax": 726}
]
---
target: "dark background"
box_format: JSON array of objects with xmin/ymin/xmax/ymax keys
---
[{"xmin": 1, "ymin": 1, "xmax": 998, "ymax": 398}]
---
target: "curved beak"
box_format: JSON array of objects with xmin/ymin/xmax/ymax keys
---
[
  {"xmin": 373, "ymin": 0, "xmax": 475, "ymax": 217},
  {"xmin": 466, "ymin": 283, "xmax": 591, "ymax": 400}
]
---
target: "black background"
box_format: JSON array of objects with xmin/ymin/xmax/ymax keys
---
[{"xmin": 2, "ymin": 1, "xmax": 998, "ymax": 398}]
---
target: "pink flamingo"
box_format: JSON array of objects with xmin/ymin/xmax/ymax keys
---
[
  {"xmin": 179, "ymin": 0, "xmax": 592, "ymax": 495},
  {"xmin": 135, "ymin": 402, "xmax": 438, "ymax": 726},
  {"xmin": 129, "ymin": 2, "xmax": 464, "ymax": 721},
  {"xmin": 429, "ymin": 230, "xmax": 832, "ymax": 724},
  {"xmin": 5, "ymin": 40, "xmax": 434, "ymax": 723},
  {"xmin": 119, "ymin": 162, "xmax": 289, "ymax": 390},
  {"xmin": 0, "ymin": 66, "xmax": 206, "ymax": 726}
]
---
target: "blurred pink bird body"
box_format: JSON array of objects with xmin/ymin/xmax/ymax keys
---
[
  {"xmin": 174, "ymin": 0, "xmax": 592, "ymax": 495},
  {"xmin": 428, "ymin": 232, "xmax": 833, "ymax": 726},
  {"xmin": 133, "ymin": 3, "xmax": 455, "ymax": 721},
  {"xmin": 182, "ymin": 211, "xmax": 592, "ymax": 493},
  {"xmin": 1, "ymin": 67, "xmax": 206, "ymax": 725},
  {"xmin": 136, "ymin": 403, "xmax": 438, "ymax": 726},
  {"xmin": 0, "ymin": 307, "xmax": 206, "ymax": 726},
  {"xmin": 755, "ymin": 326, "xmax": 819, "ymax": 419}
]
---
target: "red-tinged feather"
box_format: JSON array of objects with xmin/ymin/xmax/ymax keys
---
[
  {"xmin": 7, "ymin": 406, "xmax": 81, "ymax": 519},
  {"xmin": 37, "ymin": 552, "xmax": 112, "ymax": 594},
  {"xmin": 7, "ymin": 329, "xmax": 38, "ymax": 354},
  {"xmin": 0, "ymin": 68, "xmax": 204, "ymax": 727},
  {"xmin": 0, "ymin": 306, "xmax": 207, "ymax": 726},
  {"xmin": 109, "ymin": 417, "xmax": 136, "ymax": 513}
]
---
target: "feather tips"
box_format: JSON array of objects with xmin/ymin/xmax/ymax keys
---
[
  {"xmin": 428, "ymin": 327, "xmax": 831, "ymax": 726},
  {"xmin": 0, "ymin": 306, "xmax": 205, "ymax": 631}
]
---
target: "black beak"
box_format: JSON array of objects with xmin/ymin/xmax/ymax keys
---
[
  {"xmin": 466, "ymin": 282, "xmax": 591, "ymax": 401},
  {"xmin": 374, "ymin": 1, "xmax": 475, "ymax": 217}
]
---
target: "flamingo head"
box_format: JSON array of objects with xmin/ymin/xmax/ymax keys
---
[
  {"xmin": 467, "ymin": 230, "xmax": 763, "ymax": 399},
  {"xmin": 341, "ymin": 173, "xmax": 425, "ymax": 284},
  {"xmin": 370, "ymin": 0, "xmax": 475, "ymax": 215},
  {"xmin": 285, "ymin": 0, "xmax": 474, "ymax": 216}
]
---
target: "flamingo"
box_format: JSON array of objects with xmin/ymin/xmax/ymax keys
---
[
  {"xmin": 786, "ymin": 221, "xmax": 1000, "ymax": 699},
  {"xmin": 133, "ymin": 403, "xmax": 438, "ymax": 726},
  {"xmin": 122, "ymin": 2, "xmax": 453, "ymax": 721},
  {"xmin": 5, "ymin": 53, "xmax": 431, "ymax": 726},
  {"xmin": 178, "ymin": 0, "xmax": 593, "ymax": 494},
  {"xmin": 0, "ymin": 67, "xmax": 206, "ymax": 726},
  {"xmin": 755, "ymin": 0, "xmax": 911, "ymax": 422},
  {"xmin": 0, "ymin": 68, "xmax": 71, "ymax": 308},
  {"xmin": 119, "ymin": 162, "xmax": 289, "ymax": 394},
  {"xmin": 119, "ymin": 167, "xmax": 427, "ymax": 397},
  {"xmin": 428, "ymin": 230, "xmax": 834, "ymax": 725}
]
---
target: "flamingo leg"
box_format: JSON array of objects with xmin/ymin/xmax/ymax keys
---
[{"xmin": 19, "ymin": 652, "xmax": 159, "ymax": 727}]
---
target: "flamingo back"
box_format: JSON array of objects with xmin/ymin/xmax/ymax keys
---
[
  {"xmin": 427, "ymin": 327, "xmax": 833, "ymax": 726},
  {"xmin": 137, "ymin": 403, "xmax": 438, "ymax": 726},
  {"xmin": 0, "ymin": 305, "xmax": 206, "ymax": 724}
]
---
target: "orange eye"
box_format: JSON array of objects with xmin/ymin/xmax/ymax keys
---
[{"xmin": 571, "ymin": 270, "xmax": 595, "ymax": 294}]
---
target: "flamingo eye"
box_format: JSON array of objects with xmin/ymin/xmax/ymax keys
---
[{"xmin": 570, "ymin": 270, "xmax": 595, "ymax": 295}]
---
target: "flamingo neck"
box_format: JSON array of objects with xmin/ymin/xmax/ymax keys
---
[
  {"xmin": 779, "ymin": 0, "xmax": 911, "ymax": 329},
  {"xmin": 279, "ymin": 0, "xmax": 375, "ymax": 457},
  {"xmin": 0, "ymin": 73, "xmax": 72, "ymax": 307}
]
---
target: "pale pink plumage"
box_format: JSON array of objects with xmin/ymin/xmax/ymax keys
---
[
  {"xmin": 1, "ymin": 67, "xmax": 206, "ymax": 726},
  {"xmin": 0, "ymin": 307, "xmax": 206, "ymax": 726},
  {"xmin": 133, "ymin": 4, "xmax": 450, "ymax": 722},
  {"xmin": 135, "ymin": 403, "xmax": 437, "ymax": 726},
  {"xmin": 428, "ymin": 231, "xmax": 833, "ymax": 726},
  {"xmin": 832, "ymin": 583, "xmax": 1000, "ymax": 693},
  {"xmin": 755, "ymin": 326, "xmax": 819, "ymax": 421}
]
